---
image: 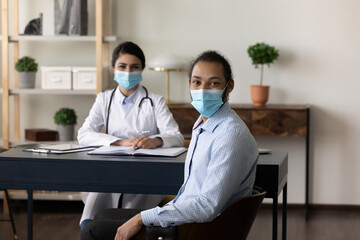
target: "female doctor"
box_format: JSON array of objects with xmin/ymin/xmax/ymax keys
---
[{"xmin": 77, "ymin": 41, "xmax": 184, "ymax": 230}]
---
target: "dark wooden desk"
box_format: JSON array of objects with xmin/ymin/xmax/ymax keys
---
[
  {"xmin": 170, "ymin": 103, "xmax": 310, "ymax": 220},
  {"xmin": 0, "ymin": 148, "xmax": 288, "ymax": 240}
]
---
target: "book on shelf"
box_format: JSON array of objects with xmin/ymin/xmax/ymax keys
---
[{"xmin": 88, "ymin": 146, "xmax": 187, "ymax": 157}]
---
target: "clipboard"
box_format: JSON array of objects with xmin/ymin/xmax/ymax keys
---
[{"xmin": 23, "ymin": 143, "xmax": 99, "ymax": 154}]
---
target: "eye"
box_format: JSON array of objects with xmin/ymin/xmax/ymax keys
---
[
  {"xmin": 131, "ymin": 65, "xmax": 141, "ymax": 71},
  {"xmin": 210, "ymin": 81, "xmax": 220, "ymax": 87},
  {"xmin": 118, "ymin": 65, "xmax": 126, "ymax": 70},
  {"xmin": 191, "ymin": 80, "xmax": 201, "ymax": 86}
]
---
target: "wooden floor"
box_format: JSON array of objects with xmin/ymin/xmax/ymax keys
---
[{"xmin": 1, "ymin": 200, "xmax": 360, "ymax": 240}]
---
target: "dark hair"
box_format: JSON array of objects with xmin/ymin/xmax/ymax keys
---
[
  {"xmin": 111, "ymin": 41, "xmax": 146, "ymax": 69},
  {"xmin": 189, "ymin": 51, "xmax": 233, "ymax": 102},
  {"xmin": 188, "ymin": 50, "xmax": 233, "ymax": 83}
]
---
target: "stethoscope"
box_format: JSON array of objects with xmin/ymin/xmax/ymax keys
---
[{"xmin": 105, "ymin": 85, "xmax": 154, "ymax": 134}]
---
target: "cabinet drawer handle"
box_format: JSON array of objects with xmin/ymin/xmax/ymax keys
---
[
  {"xmin": 82, "ymin": 77, "xmax": 94, "ymax": 83},
  {"xmin": 51, "ymin": 77, "xmax": 62, "ymax": 83}
]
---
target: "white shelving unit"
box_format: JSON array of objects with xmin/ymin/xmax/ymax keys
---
[
  {"xmin": 1, "ymin": 0, "xmax": 115, "ymax": 201},
  {"xmin": 1, "ymin": 0, "xmax": 115, "ymax": 149}
]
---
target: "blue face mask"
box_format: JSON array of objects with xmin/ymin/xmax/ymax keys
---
[
  {"xmin": 190, "ymin": 89, "xmax": 224, "ymax": 117},
  {"xmin": 114, "ymin": 70, "xmax": 143, "ymax": 89}
]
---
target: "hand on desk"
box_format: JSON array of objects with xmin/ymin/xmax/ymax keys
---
[
  {"xmin": 111, "ymin": 136, "xmax": 163, "ymax": 149},
  {"xmin": 115, "ymin": 213, "xmax": 143, "ymax": 240}
]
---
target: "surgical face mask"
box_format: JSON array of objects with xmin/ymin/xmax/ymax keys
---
[
  {"xmin": 190, "ymin": 83, "xmax": 229, "ymax": 117},
  {"xmin": 114, "ymin": 70, "xmax": 143, "ymax": 89}
]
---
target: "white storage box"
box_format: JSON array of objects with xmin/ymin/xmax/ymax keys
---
[
  {"xmin": 72, "ymin": 67, "xmax": 96, "ymax": 90},
  {"xmin": 41, "ymin": 66, "xmax": 72, "ymax": 89},
  {"xmin": 72, "ymin": 66, "xmax": 108, "ymax": 90}
]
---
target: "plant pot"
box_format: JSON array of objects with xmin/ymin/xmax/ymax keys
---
[
  {"xmin": 56, "ymin": 124, "xmax": 75, "ymax": 141},
  {"xmin": 251, "ymin": 85, "xmax": 269, "ymax": 107},
  {"xmin": 18, "ymin": 72, "xmax": 36, "ymax": 88}
]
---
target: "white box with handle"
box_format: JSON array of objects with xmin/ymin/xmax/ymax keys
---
[{"xmin": 41, "ymin": 66, "xmax": 72, "ymax": 89}]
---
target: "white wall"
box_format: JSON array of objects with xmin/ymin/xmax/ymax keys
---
[{"xmin": 11, "ymin": 0, "xmax": 360, "ymax": 205}]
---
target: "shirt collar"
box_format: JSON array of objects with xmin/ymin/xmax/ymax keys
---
[
  {"xmin": 192, "ymin": 102, "xmax": 232, "ymax": 134},
  {"xmin": 117, "ymin": 85, "xmax": 139, "ymax": 105}
]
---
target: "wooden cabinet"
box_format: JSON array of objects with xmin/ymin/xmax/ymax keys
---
[{"xmin": 169, "ymin": 104, "xmax": 309, "ymax": 138}]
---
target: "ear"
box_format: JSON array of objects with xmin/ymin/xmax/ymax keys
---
[
  {"xmin": 227, "ymin": 79, "xmax": 234, "ymax": 93},
  {"xmin": 188, "ymin": 78, "xmax": 191, "ymax": 88}
]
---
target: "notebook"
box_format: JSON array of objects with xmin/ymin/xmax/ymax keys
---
[{"xmin": 88, "ymin": 146, "xmax": 187, "ymax": 157}]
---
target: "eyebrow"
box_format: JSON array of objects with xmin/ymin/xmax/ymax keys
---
[
  {"xmin": 191, "ymin": 75, "xmax": 201, "ymax": 79},
  {"xmin": 117, "ymin": 62, "xmax": 140, "ymax": 66},
  {"xmin": 191, "ymin": 75, "xmax": 221, "ymax": 79},
  {"xmin": 209, "ymin": 76, "xmax": 221, "ymax": 80}
]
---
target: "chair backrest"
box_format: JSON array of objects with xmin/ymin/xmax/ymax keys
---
[
  {"xmin": 176, "ymin": 186, "xmax": 266, "ymax": 240},
  {"xmin": 136, "ymin": 187, "xmax": 266, "ymax": 240}
]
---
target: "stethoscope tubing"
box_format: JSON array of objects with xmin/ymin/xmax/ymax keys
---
[{"xmin": 105, "ymin": 86, "xmax": 153, "ymax": 134}]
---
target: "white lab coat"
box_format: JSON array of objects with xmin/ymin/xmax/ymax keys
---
[{"xmin": 78, "ymin": 85, "xmax": 184, "ymax": 224}]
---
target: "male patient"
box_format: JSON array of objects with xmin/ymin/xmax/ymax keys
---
[{"xmin": 81, "ymin": 50, "xmax": 259, "ymax": 240}]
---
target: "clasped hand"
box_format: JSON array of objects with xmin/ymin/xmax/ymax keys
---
[{"xmin": 112, "ymin": 136, "xmax": 163, "ymax": 149}]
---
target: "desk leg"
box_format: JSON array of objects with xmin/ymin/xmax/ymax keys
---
[
  {"xmin": 272, "ymin": 196, "xmax": 278, "ymax": 240},
  {"xmin": 27, "ymin": 190, "xmax": 33, "ymax": 240},
  {"xmin": 282, "ymin": 183, "xmax": 287, "ymax": 240},
  {"xmin": 305, "ymin": 108, "xmax": 310, "ymax": 221}
]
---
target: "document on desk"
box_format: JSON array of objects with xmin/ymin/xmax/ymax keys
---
[
  {"xmin": 23, "ymin": 143, "xmax": 99, "ymax": 154},
  {"xmin": 88, "ymin": 146, "xmax": 187, "ymax": 157},
  {"xmin": 258, "ymin": 148, "xmax": 272, "ymax": 154}
]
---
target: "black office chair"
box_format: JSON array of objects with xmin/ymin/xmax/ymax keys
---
[{"xmin": 134, "ymin": 186, "xmax": 266, "ymax": 240}]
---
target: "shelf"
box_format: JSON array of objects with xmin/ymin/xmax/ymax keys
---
[
  {"xmin": 0, "ymin": 190, "xmax": 82, "ymax": 201},
  {"xmin": 8, "ymin": 35, "xmax": 119, "ymax": 42},
  {"xmin": 6, "ymin": 88, "xmax": 97, "ymax": 95}
]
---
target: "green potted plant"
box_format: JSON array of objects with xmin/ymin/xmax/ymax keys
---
[
  {"xmin": 247, "ymin": 42, "xmax": 279, "ymax": 106},
  {"xmin": 15, "ymin": 56, "xmax": 38, "ymax": 89},
  {"xmin": 54, "ymin": 108, "xmax": 77, "ymax": 141}
]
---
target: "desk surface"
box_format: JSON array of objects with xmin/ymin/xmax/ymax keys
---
[{"xmin": 0, "ymin": 148, "xmax": 287, "ymax": 198}]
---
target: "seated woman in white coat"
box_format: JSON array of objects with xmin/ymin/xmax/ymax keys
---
[{"xmin": 77, "ymin": 41, "xmax": 184, "ymax": 230}]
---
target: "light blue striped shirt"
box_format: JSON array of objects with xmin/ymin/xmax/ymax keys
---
[
  {"xmin": 118, "ymin": 86, "xmax": 138, "ymax": 112},
  {"xmin": 141, "ymin": 102, "xmax": 259, "ymax": 227}
]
